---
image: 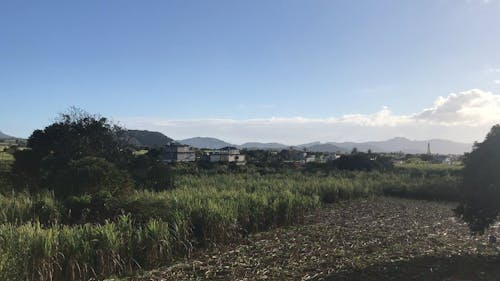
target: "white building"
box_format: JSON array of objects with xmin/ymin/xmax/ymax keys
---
[
  {"xmin": 161, "ymin": 143, "xmax": 196, "ymax": 163},
  {"xmin": 208, "ymin": 147, "xmax": 246, "ymax": 165}
]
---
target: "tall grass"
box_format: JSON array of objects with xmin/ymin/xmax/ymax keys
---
[
  {"xmin": 0, "ymin": 171, "xmax": 460, "ymax": 280},
  {"xmin": 0, "ymin": 216, "xmax": 182, "ymax": 281},
  {"xmin": 0, "ymin": 192, "xmax": 60, "ymax": 225}
]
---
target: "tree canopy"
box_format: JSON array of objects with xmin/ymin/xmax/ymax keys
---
[
  {"xmin": 12, "ymin": 108, "xmax": 173, "ymax": 197},
  {"xmin": 455, "ymin": 125, "xmax": 500, "ymax": 233}
]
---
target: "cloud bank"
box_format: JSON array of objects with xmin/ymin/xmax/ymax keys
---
[{"xmin": 122, "ymin": 89, "xmax": 500, "ymax": 145}]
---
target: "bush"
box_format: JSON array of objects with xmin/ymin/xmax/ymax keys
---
[
  {"xmin": 128, "ymin": 155, "xmax": 174, "ymax": 191},
  {"xmin": 63, "ymin": 190, "xmax": 121, "ymax": 224},
  {"xmin": 55, "ymin": 157, "xmax": 133, "ymax": 199},
  {"xmin": 334, "ymin": 154, "xmax": 393, "ymax": 172}
]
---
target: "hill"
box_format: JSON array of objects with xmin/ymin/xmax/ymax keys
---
[
  {"xmin": 125, "ymin": 130, "xmax": 173, "ymax": 148},
  {"xmin": 303, "ymin": 143, "xmax": 348, "ymax": 153},
  {"xmin": 0, "ymin": 130, "xmax": 15, "ymax": 140},
  {"xmin": 297, "ymin": 137, "xmax": 471, "ymax": 154},
  {"xmin": 179, "ymin": 137, "xmax": 235, "ymax": 149},
  {"xmin": 239, "ymin": 142, "xmax": 288, "ymax": 150},
  {"xmin": 329, "ymin": 138, "xmax": 472, "ymax": 154}
]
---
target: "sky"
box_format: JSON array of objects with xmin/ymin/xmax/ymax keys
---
[{"xmin": 1, "ymin": 0, "xmax": 500, "ymax": 144}]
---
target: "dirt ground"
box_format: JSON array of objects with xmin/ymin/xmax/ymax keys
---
[{"xmin": 128, "ymin": 198, "xmax": 500, "ymax": 281}]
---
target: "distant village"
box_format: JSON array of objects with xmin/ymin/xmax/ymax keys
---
[
  {"xmin": 161, "ymin": 143, "xmax": 247, "ymax": 165},
  {"xmin": 155, "ymin": 141, "xmax": 463, "ymax": 166}
]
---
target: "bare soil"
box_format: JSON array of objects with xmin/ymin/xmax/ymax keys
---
[{"xmin": 129, "ymin": 198, "xmax": 500, "ymax": 281}]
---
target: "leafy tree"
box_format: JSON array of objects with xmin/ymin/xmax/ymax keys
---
[
  {"xmin": 334, "ymin": 153, "xmax": 393, "ymax": 172},
  {"xmin": 12, "ymin": 108, "xmax": 134, "ymax": 196},
  {"xmin": 455, "ymin": 125, "xmax": 500, "ymax": 233}
]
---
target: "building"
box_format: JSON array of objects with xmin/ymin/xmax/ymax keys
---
[
  {"xmin": 161, "ymin": 143, "xmax": 196, "ymax": 163},
  {"xmin": 304, "ymin": 153, "xmax": 316, "ymax": 163},
  {"xmin": 324, "ymin": 153, "xmax": 341, "ymax": 162},
  {"xmin": 208, "ymin": 147, "xmax": 246, "ymax": 165}
]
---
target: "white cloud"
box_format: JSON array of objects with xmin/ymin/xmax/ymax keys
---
[
  {"xmin": 414, "ymin": 89, "xmax": 500, "ymax": 125},
  {"xmin": 494, "ymin": 80, "xmax": 500, "ymax": 84},
  {"xmin": 121, "ymin": 89, "xmax": 500, "ymax": 145}
]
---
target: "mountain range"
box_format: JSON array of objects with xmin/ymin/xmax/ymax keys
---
[
  {"xmin": 300, "ymin": 138, "xmax": 472, "ymax": 154},
  {"xmin": 179, "ymin": 136, "xmax": 472, "ymax": 154},
  {"xmin": 177, "ymin": 138, "xmax": 288, "ymax": 150},
  {"xmin": 2, "ymin": 128, "xmax": 472, "ymax": 154}
]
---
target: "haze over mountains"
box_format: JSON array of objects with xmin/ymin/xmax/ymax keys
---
[
  {"xmin": 1, "ymin": 128, "xmax": 472, "ymax": 154},
  {"xmin": 178, "ymin": 136, "xmax": 472, "ymax": 154}
]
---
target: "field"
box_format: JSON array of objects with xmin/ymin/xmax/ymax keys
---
[
  {"xmin": 0, "ymin": 145, "xmax": 14, "ymax": 173},
  {"xmin": 128, "ymin": 197, "xmax": 500, "ymax": 281},
  {"xmin": 0, "ymin": 168, "xmax": 468, "ymax": 281},
  {"xmin": 0, "ymin": 149, "xmax": 14, "ymax": 162}
]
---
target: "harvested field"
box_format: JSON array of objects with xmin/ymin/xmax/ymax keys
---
[{"xmin": 127, "ymin": 197, "xmax": 500, "ymax": 281}]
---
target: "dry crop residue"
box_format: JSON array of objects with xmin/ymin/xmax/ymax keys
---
[{"xmin": 130, "ymin": 198, "xmax": 500, "ymax": 281}]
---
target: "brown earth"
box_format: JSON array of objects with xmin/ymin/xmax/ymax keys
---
[{"xmin": 126, "ymin": 198, "xmax": 500, "ymax": 281}]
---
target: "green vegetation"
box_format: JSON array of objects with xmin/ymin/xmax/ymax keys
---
[
  {"xmin": 0, "ymin": 171, "xmax": 460, "ymax": 281},
  {"xmin": 132, "ymin": 149, "xmax": 148, "ymax": 156},
  {"xmin": 10, "ymin": 108, "xmax": 174, "ymax": 196},
  {"xmin": 396, "ymin": 162, "xmax": 462, "ymax": 174},
  {"xmin": 0, "ymin": 151, "xmax": 14, "ymax": 161},
  {"xmin": 0, "ymin": 144, "xmax": 14, "ymax": 163},
  {"xmin": 0, "ymin": 109, "xmax": 480, "ymax": 280},
  {"xmin": 456, "ymin": 124, "xmax": 500, "ymax": 233}
]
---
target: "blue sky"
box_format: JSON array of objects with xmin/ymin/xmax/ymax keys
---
[{"xmin": 1, "ymin": 0, "xmax": 500, "ymax": 143}]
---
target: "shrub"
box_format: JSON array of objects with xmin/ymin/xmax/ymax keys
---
[{"xmin": 55, "ymin": 157, "xmax": 133, "ymax": 199}]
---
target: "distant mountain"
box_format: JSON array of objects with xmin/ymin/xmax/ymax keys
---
[
  {"xmin": 320, "ymin": 142, "xmax": 384, "ymax": 153},
  {"xmin": 298, "ymin": 141, "xmax": 321, "ymax": 147},
  {"xmin": 323, "ymin": 137, "xmax": 471, "ymax": 154},
  {"xmin": 239, "ymin": 142, "xmax": 288, "ymax": 150},
  {"xmin": 293, "ymin": 137, "xmax": 471, "ymax": 154},
  {"xmin": 125, "ymin": 130, "xmax": 173, "ymax": 148},
  {"xmin": 0, "ymin": 130, "xmax": 15, "ymax": 140},
  {"xmin": 143, "ymin": 132, "xmax": 471, "ymax": 154},
  {"xmin": 179, "ymin": 137, "xmax": 235, "ymax": 149},
  {"xmin": 304, "ymin": 143, "xmax": 348, "ymax": 153}
]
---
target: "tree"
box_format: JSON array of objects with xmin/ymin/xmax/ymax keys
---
[
  {"xmin": 333, "ymin": 153, "xmax": 393, "ymax": 172},
  {"xmin": 455, "ymin": 125, "xmax": 500, "ymax": 233},
  {"xmin": 12, "ymin": 108, "xmax": 134, "ymax": 196}
]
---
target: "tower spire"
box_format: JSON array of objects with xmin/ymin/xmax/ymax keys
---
[{"xmin": 427, "ymin": 142, "xmax": 431, "ymax": 155}]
